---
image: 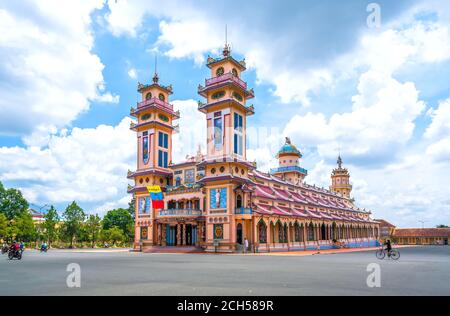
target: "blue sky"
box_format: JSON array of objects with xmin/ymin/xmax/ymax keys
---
[{"xmin": 1, "ymin": 0, "xmax": 450, "ymax": 227}]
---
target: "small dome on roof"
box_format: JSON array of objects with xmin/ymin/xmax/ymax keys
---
[{"xmin": 276, "ymin": 137, "xmax": 302, "ymax": 158}]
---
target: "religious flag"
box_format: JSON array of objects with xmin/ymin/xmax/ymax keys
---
[
  {"xmin": 152, "ymin": 200, "xmax": 164, "ymax": 209},
  {"xmin": 147, "ymin": 185, "xmax": 164, "ymax": 209}
]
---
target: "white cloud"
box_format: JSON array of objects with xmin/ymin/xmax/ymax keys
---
[
  {"xmin": 128, "ymin": 68, "xmax": 138, "ymax": 80},
  {"xmin": 425, "ymin": 99, "xmax": 450, "ymax": 139},
  {"xmin": 0, "ymin": 117, "xmax": 135, "ymax": 211},
  {"xmin": 0, "ymin": 0, "xmax": 117, "ymax": 139},
  {"xmin": 171, "ymin": 99, "xmax": 206, "ymax": 162},
  {"xmin": 284, "ymin": 70, "xmax": 425, "ymax": 163}
]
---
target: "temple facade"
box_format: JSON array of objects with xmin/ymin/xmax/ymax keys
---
[{"xmin": 128, "ymin": 45, "xmax": 379, "ymax": 253}]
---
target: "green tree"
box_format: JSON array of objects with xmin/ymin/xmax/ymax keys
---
[
  {"xmin": 0, "ymin": 213, "xmax": 8, "ymax": 240},
  {"xmin": 0, "ymin": 181, "xmax": 29, "ymax": 220},
  {"xmin": 61, "ymin": 201, "xmax": 86, "ymax": 248},
  {"xmin": 436, "ymin": 225, "xmax": 449, "ymax": 228},
  {"xmin": 101, "ymin": 227, "xmax": 125, "ymax": 246},
  {"xmin": 128, "ymin": 197, "xmax": 136, "ymax": 219},
  {"xmin": 43, "ymin": 206, "xmax": 60, "ymax": 247},
  {"xmin": 12, "ymin": 212, "xmax": 36, "ymax": 242},
  {"xmin": 103, "ymin": 208, "xmax": 134, "ymax": 240},
  {"xmin": 86, "ymin": 214, "xmax": 102, "ymax": 248}
]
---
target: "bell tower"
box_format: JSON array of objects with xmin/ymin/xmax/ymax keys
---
[
  {"xmin": 330, "ymin": 155, "xmax": 352, "ymax": 198},
  {"xmin": 197, "ymin": 40, "xmax": 256, "ymax": 252},
  {"xmin": 128, "ymin": 69, "xmax": 180, "ymax": 248}
]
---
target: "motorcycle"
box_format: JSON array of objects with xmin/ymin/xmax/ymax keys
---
[
  {"xmin": 8, "ymin": 249, "xmax": 22, "ymax": 260},
  {"xmin": 1, "ymin": 245, "xmax": 9, "ymax": 254},
  {"xmin": 40, "ymin": 247, "xmax": 48, "ymax": 253}
]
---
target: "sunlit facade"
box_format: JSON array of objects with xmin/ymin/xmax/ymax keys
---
[{"xmin": 128, "ymin": 45, "xmax": 379, "ymax": 253}]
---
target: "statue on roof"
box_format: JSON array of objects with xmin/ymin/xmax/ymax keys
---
[
  {"xmin": 285, "ymin": 137, "xmax": 291, "ymax": 145},
  {"xmin": 337, "ymin": 155, "xmax": 343, "ymax": 169}
]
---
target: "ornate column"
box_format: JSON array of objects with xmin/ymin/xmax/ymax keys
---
[
  {"xmin": 182, "ymin": 224, "xmax": 186, "ymax": 246},
  {"xmin": 177, "ymin": 224, "xmax": 181, "ymax": 246}
]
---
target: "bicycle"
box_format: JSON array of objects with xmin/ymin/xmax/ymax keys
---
[{"xmin": 376, "ymin": 247, "xmax": 400, "ymax": 260}]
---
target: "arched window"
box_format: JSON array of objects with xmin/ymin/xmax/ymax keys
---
[
  {"xmin": 145, "ymin": 92, "xmax": 152, "ymax": 100},
  {"xmin": 258, "ymin": 221, "xmax": 267, "ymax": 244},
  {"xmin": 158, "ymin": 93, "xmax": 165, "ymax": 102},
  {"xmin": 321, "ymin": 223, "xmax": 326, "ymax": 240},
  {"xmin": 232, "ymin": 68, "xmax": 238, "ymax": 77},
  {"xmin": 294, "ymin": 223, "xmax": 300, "ymax": 242},
  {"xmin": 216, "ymin": 67, "xmax": 224, "ymax": 77},
  {"xmin": 236, "ymin": 194, "xmax": 242, "ymax": 208},
  {"xmin": 175, "ymin": 177, "xmax": 181, "ymax": 187},
  {"xmin": 277, "ymin": 222, "xmax": 283, "ymax": 243},
  {"xmin": 307, "ymin": 223, "xmax": 315, "ymax": 241}
]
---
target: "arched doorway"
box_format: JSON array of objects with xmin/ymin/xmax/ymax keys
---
[
  {"xmin": 321, "ymin": 223, "xmax": 326, "ymax": 240},
  {"xmin": 236, "ymin": 223, "xmax": 243, "ymax": 244}
]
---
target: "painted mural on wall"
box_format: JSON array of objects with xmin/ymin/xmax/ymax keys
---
[
  {"xmin": 210, "ymin": 188, "xmax": 227, "ymax": 209},
  {"xmin": 139, "ymin": 197, "xmax": 151, "ymax": 214}
]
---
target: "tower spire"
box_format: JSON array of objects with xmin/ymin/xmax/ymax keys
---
[
  {"xmin": 223, "ymin": 24, "xmax": 230, "ymax": 57},
  {"xmin": 152, "ymin": 55, "xmax": 159, "ymax": 84}
]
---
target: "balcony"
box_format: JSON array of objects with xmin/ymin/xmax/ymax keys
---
[
  {"xmin": 158, "ymin": 209, "xmax": 202, "ymax": 217},
  {"xmin": 270, "ymin": 166, "xmax": 308, "ymax": 175},
  {"xmin": 235, "ymin": 207, "xmax": 253, "ymax": 215},
  {"xmin": 204, "ymin": 73, "xmax": 247, "ymax": 90},
  {"xmin": 137, "ymin": 97, "xmax": 174, "ymax": 112}
]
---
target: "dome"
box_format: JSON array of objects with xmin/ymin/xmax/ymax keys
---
[{"xmin": 276, "ymin": 137, "xmax": 302, "ymax": 158}]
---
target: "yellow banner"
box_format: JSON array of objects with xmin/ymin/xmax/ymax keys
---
[{"xmin": 147, "ymin": 185, "xmax": 162, "ymax": 194}]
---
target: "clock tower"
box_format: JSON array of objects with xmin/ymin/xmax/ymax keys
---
[{"xmin": 197, "ymin": 43, "xmax": 256, "ymax": 252}]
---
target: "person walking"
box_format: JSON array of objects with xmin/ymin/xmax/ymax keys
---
[{"xmin": 244, "ymin": 238, "xmax": 249, "ymax": 254}]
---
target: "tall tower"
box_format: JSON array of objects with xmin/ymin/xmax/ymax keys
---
[
  {"xmin": 270, "ymin": 137, "xmax": 308, "ymax": 184},
  {"xmin": 197, "ymin": 41, "xmax": 256, "ymax": 252},
  {"xmin": 330, "ymin": 155, "xmax": 352, "ymax": 198},
  {"xmin": 128, "ymin": 70, "xmax": 180, "ymax": 248}
]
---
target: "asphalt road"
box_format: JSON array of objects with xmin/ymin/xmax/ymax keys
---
[{"xmin": 0, "ymin": 246, "xmax": 449, "ymax": 296}]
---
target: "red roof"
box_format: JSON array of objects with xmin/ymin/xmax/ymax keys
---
[{"xmin": 393, "ymin": 228, "xmax": 450, "ymax": 237}]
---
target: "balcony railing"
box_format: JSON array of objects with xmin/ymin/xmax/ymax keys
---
[
  {"xmin": 270, "ymin": 166, "xmax": 308, "ymax": 175},
  {"xmin": 235, "ymin": 207, "xmax": 253, "ymax": 215},
  {"xmin": 205, "ymin": 73, "xmax": 247, "ymax": 90},
  {"xmin": 137, "ymin": 97, "xmax": 174, "ymax": 111},
  {"xmin": 158, "ymin": 209, "xmax": 202, "ymax": 217}
]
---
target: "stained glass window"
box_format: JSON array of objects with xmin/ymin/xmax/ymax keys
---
[
  {"xmin": 143, "ymin": 135, "xmax": 149, "ymax": 164},
  {"xmin": 214, "ymin": 116, "xmax": 222, "ymax": 150}
]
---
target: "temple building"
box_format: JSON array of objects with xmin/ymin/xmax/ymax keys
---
[{"xmin": 128, "ymin": 44, "xmax": 379, "ymax": 253}]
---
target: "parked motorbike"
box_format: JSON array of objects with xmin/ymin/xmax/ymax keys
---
[{"xmin": 8, "ymin": 249, "xmax": 22, "ymax": 260}]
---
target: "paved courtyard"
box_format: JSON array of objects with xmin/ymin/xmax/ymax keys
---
[{"xmin": 0, "ymin": 246, "xmax": 449, "ymax": 296}]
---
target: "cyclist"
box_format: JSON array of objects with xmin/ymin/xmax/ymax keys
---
[{"xmin": 384, "ymin": 239, "xmax": 392, "ymax": 256}]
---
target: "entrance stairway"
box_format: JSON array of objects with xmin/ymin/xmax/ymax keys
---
[{"xmin": 143, "ymin": 246, "xmax": 204, "ymax": 254}]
